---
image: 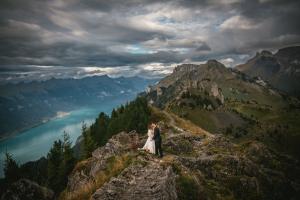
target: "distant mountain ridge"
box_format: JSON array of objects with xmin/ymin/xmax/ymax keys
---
[
  {"xmin": 145, "ymin": 59, "xmax": 282, "ymax": 111},
  {"xmin": 0, "ymin": 75, "xmax": 158, "ymax": 139},
  {"xmin": 236, "ymin": 46, "xmax": 300, "ymax": 97}
]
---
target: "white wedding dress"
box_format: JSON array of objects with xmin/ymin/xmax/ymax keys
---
[{"xmin": 142, "ymin": 129, "xmax": 156, "ymax": 154}]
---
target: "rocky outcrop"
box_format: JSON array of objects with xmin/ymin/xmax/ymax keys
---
[
  {"xmin": 64, "ymin": 130, "xmax": 178, "ymax": 200},
  {"xmin": 1, "ymin": 179, "xmax": 54, "ymax": 200},
  {"xmin": 92, "ymin": 157, "xmax": 177, "ymax": 200},
  {"xmin": 67, "ymin": 131, "xmax": 142, "ymax": 192}
]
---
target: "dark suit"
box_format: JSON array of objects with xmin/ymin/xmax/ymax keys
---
[{"xmin": 153, "ymin": 126, "xmax": 163, "ymax": 157}]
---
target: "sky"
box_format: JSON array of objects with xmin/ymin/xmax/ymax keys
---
[{"xmin": 0, "ymin": 0, "xmax": 300, "ymax": 83}]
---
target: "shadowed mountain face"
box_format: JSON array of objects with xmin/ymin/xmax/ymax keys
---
[
  {"xmin": 0, "ymin": 76, "xmax": 157, "ymax": 139},
  {"xmin": 236, "ymin": 46, "xmax": 300, "ymax": 97}
]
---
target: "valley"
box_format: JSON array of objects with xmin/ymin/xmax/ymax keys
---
[{"xmin": 0, "ymin": 75, "xmax": 157, "ymax": 140}]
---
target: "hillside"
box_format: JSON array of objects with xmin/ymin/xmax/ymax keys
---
[
  {"xmin": 59, "ymin": 108, "xmax": 299, "ymax": 200},
  {"xmin": 236, "ymin": 46, "xmax": 300, "ymax": 97},
  {"xmin": 143, "ymin": 60, "xmax": 300, "ymax": 159}
]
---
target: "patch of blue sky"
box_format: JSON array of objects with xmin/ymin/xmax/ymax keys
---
[
  {"xmin": 157, "ymin": 16, "xmax": 176, "ymax": 24},
  {"xmin": 126, "ymin": 44, "xmax": 154, "ymax": 54}
]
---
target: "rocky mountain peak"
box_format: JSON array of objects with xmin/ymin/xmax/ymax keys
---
[
  {"xmin": 207, "ymin": 59, "xmax": 225, "ymax": 68},
  {"xmin": 259, "ymin": 50, "xmax": 273, "ymax": 57},
  {"xmin": 173, "ymin": 63, "xmax": 199, "ymax": 73}
]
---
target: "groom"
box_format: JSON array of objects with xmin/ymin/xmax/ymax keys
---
[{"xmin": 152, "ymin": 123, "xmax": 163, "ymax": 158}]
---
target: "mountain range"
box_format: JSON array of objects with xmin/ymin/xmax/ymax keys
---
[
  {"xmin": 236, "ymin": 46, "xmax": 300, "ymax": 97},
  {"xmin": 0, "ymin": 76, "xmax": 158, "ymax": 140}
]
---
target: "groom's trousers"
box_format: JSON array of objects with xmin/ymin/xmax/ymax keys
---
[{"xmin": 155, "ymin": 139, "xmax": 163, "ymax": 157}]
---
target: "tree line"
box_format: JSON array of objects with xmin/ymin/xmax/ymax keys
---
[{"xmin": 82, "ymin": 96, "xmax": 150, "ymax": 158}]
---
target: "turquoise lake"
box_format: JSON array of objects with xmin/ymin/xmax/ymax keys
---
[{"xmin": 0, "ymin": 97, "xmax": 134, "ymax": 177}]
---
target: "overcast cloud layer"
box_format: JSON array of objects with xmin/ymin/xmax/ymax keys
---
[{"xmin": 0, "ymin": 0, "xmax": 300, "ymax": 82}]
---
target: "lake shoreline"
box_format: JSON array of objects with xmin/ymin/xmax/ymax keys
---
[{"xmin": 0, "ymin": 111, "xmax": 71, "ymax": 142}]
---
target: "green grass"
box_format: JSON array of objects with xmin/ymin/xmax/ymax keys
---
[
  {"xmin": 230, "ymin": 101, "xmax": 300, "ymax": 159},
  {"xmin": 172, "ymin": 164, "xmax": 203, "ymax": 200},
  {"xmin": 203, "ymin": 179, "xmax": 234, "ymax": 200},
  {"xmin": 164, "ymin": 138, "xmax": 195, "ymax": 156},
  {"xmin": 231, "ymin": 103, "xmax": 271, "ymax": 120},
  {"xmin": 176, "ymin": 174, "xmax": 200, "ymax": 200},
  {"xmin": 171, "ymin": 106, "xmax": 217, "ymax": 133},
  {"xmin": 224, "ymin": 176, "xmax": 262, "ymax": 200}
]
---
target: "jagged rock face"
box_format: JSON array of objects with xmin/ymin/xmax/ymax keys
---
[
  {"xmin": 92, "ymin": 160, "xmax": 177, "ymax": 200},
  {"xmin": 173, "ymin": 64, "xmax": 200, "ymax": 74},
  {"xmin": 236, "ymin": 46, "xmax": 300, "ymax": 97},
  {"xmin": 1, "ymin": 179, "xmax": 54, "ymax": 200},
  {"xmin": 210, "ymin": 82, "xmax": 224, "ymax": 104},
  {"xmin": 145, "ymin": 60, "xmax": 229, "ymax": 108},
  {"xmin": 67, "ymin": 131, "xmax": 142, "ymax": 192}
]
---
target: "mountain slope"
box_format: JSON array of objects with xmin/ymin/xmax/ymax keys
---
[
  {"xmin": 144, "ymin": 60, "xmax": 284, "ymax": 131},
  {"xmin": 146, "ymin": 59, "xmax": 283, "ymax": 108},
  {"xmin": 143, "ymin": 60, "xmax": 300, "ymax": 159},
  {"xmin": 236, "ymin": 46, "xmax": 300, "ymax": 97}
]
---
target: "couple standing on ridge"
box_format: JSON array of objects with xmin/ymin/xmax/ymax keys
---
[{"xmin": 141, "ymin": 122, "xmax": 163, "ymax": 158}]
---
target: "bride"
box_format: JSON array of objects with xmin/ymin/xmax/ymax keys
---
[{"xmin": 142, "ymin": 124, "xmax": 155, "ymax": 154}]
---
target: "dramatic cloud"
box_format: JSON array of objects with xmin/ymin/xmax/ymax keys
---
[{"xmin": 0, "ymin": 0, "xmax": 300, "ymax": 81}]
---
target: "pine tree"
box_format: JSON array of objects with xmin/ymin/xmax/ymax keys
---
[
  {"xmin": 46, "ymin": 131, "xmax": 76, "ymax": 193},
  {"xmin": 60, "ymin": 131, "xmax": 76, "ymax": 186},
  {"xmin": 47, "ymin": 140, "xmax": 63, "ymax": 192},
  {"xmin": 82, "ymin": 122, "xmax": 96, "ymax": 158},
  {"xmin": 119, "ymin": 105, "xmax": 125, "ymax": 114},
  {"xmin": 95, "ymin": 112, "xmax": 110, "ymax": 146},
  {"xmin": 4, "ymin": 152, "xmax": 20, "ymax": 183},
  {"xmin": 111, "ymin": 108, "xmax": 118, "ymax": 119}
]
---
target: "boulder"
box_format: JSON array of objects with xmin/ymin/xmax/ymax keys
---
[
  {"xmin": 1, "ymin": 179, "xmax": 54, "ymax": 200},
  {"xmin": 91, "ymin": 161, "xmax": 177, "ymax": 200}
]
